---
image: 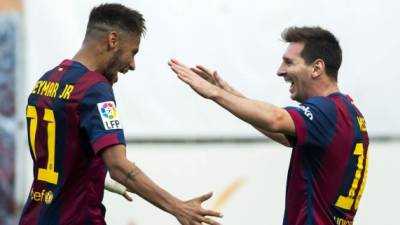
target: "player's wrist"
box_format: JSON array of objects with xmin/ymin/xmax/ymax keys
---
[
  {"xmin": 105, "ymin": 177, "xmax": 127, "ymax": 195},
  {"xmin": 165, "ymin": 198, "xmax": 185, "ymax": 217}
]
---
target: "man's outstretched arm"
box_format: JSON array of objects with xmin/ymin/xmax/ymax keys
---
[
  {"xmin": 169, "ymin": 59, "xmax": 295, "ymax": 139},
  {"xmin": 191, "ymin": 64, "xmax": 292, "ymax": 147},
  {"xmin": 101, "ymin": 144, "xmax": 222, "ymax": 225}
]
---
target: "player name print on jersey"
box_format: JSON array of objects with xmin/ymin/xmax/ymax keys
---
[
  {"xmin": 31, "ymin": 80, "xmax": 75, "ymax": 100},
  {"xmin": 97, "ymin": 101, "xmax": 123, "ymax": 130}
]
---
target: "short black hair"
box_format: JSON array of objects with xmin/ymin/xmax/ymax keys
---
[
  {"xmin": 281, "ymin": 26, "xmax": 342, "ymax": 80},
  {"xmin": 86, "ymin": 3, "xmax": 146, "ymax": 37}
]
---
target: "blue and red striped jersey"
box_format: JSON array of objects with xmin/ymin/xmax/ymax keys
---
[
  {"xmin": 19, "ymin": 60, "xmax": 126, "ymax": 225},
  {"xmin": 283, "ymin": 93, "xmax": 369, "ymax": 225}
]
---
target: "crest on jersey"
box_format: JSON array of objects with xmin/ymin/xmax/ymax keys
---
[
  {"xmin": 97, "ymin": 101, "xmax": 123, "ymax": 130},
  {"xmin": 44, "ymin": 190, "xmax": 54, "ymax": 205}
]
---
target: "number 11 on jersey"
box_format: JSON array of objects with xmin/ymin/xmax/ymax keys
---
[{"xmin": 27, "ymin": 105, "xmax": 59, "ymax": 185}]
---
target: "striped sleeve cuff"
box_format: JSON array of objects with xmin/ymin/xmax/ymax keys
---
[
  {"xmin": 285, "ymin": 108, "xmax": 306, "ymax": 147},
  {"xmin": 92, "ymin": 133, "xmax": 125, "ymax": 155}
]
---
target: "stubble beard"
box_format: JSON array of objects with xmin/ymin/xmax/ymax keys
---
[{"xmin": 104, "ymin": 49, "xmax": 123, "ymax": 84}]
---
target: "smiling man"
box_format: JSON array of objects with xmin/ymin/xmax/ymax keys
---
[
  {"xmin": 19, "ymin": 3, "xmax": 222, "ymax": 225},
  {"xmin": 169, "ymin": 26, "xmax": 369, "ymax": 225}
]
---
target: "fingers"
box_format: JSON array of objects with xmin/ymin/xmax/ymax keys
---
[
  {"xmin": 197, "ymin": 192, "xmax": 213, "ymax": 202},
  {"xmin": 213, "ymin": 71, "xmax": 223, "ymax": 82},
  {"xmin": 196, "ymin": 65, "xmax": 219, "ymax": 79},
  {"xmin": 191, "ymin": 68, "xmax": 216, "ymax": 85},
  {"xmin": 168, "ymin": 59, "xmax": 219, "ymax": 99},
  {"xmin": 169, "ymin": 60, "xmax": 213, "ymax": 83},
  {"xmin": 168, "ymin": 60, "xmax": 184, "ymax": 73},
  {"xmin": 190, "ymin": 67, "xmax": 208, "ymax": 78},
  {"xmin": 170, "ymin": 58, "xmax": 184, "ymax": 66},
  {"xmin": 169, "ymin": 64, "xmax": 181, "ymax": 76},
  {"xmin": 201, "ymin": 209, "xmax": 223, "ymax": 218},
  {"xmin": 196, "ymin": 66, "xmax": 226, "ymax": 89},
  {"xmin": 177, "ymin": 213, "xmax": 222, "ymax": 225},
  {"xmin": 169, "ymin": 60, "xmax": 219, "ymax": 83},
  {"xmin": 191, "ymin": 214, "xmax": 221, "ymax": 225},
  {"xmin": 196, "ymin": 193, "xmax": 223, "ymax": 219},
  {"xmin": 190, "ymin": 67, "xmax": 207, "ymax": 77},
  {"xmin": 169, "ymin": 58, "xmax": 191, "ymax": 71},
  {"xmin": 169, "ymin": 59, "xmax": 192, "ymax": 77},
  {"xmin": 196, "ymin": 65, "xmax": 214, "ymax": 76},
  {"xmin": 177, "ymin": 193, "xmax": 224, "ymax": 225},
  {"xmin": 168, "ymin": 59, "xmax": 184, "ymax": 71},
  {"xmin": 169, "ymin": 60, "xmax": 209, "ymax": 87},
  {"xmin": 123, "ymin": 192, "xmax": 133, "ymax": 202},
  {"xmin": 169, "ymin": 62, "xmax": 189, "ymax": 80},
  {"xmin": 195, "ymin": 66, "xmax": 216, "ymax": 81},
  {"xmin": 198, "ymin": 216, "xmax": 221, "ymax": 225}
]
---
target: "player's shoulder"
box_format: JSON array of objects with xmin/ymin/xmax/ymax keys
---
[
  {"xmin": 303, "ymin": 95, "xmax": 334, "ymax": 107},
  {"xmin": 37, "ymin": 60, "xmax": 107, "ymax": 82},
  {"xmin": 298, "ymin": 95, "xmax": 338, "ymax": 120},
  {"xmin": 61, "ymin": 61, "xmax": 112, "ymax": 100},
  {"xmin": 68, "ymin": 63, "xmax": 111, "ymax": 95},
  {"xmin": 79, "ymin": 76, "xmax": 115, "ymax": 104},
  {"xmin": 84, "ymin": 71, "xmax": 109, "ymax": 83},
  {"xmin": 77, "ymin": 71, "xmax": 110, "ymax": 89}
]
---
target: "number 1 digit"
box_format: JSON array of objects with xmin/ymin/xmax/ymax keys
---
[{"xmin": 335, "ymin": 143, "xmax": 368, "ymax": 210}]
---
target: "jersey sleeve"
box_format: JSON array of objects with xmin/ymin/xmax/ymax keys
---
[
  {"xmin": 80, "ymin": 82, "xmax": 126, "ymax": 155},
  {"xmin": 284, "ymin": 97, "xmax": 337, "ymax": 148}
]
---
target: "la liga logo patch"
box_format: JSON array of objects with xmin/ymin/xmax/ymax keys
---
[
  {"xmin": 97, "ymin": 101, "xmax": 123, "ymax": 130},
  {"xmin": 100, "ymin": 102, "xmax": 117, "ymax": 119}
]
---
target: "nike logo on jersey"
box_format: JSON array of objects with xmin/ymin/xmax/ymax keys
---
[{"xmin": 299, "ymin": 105, "xmax": 314, "ymax": 120}]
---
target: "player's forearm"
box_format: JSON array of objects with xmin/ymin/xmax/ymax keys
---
[
  {"xmin": 229, "ymin": 93, "xmax": 292, "ymax": 146},
  {"xmin": 108, "ymin": 160, "xmax": 181, "ymax": 215},
  {"xmin": 210, "ymin": 88, "xmax": 292, "ymax": 134}
]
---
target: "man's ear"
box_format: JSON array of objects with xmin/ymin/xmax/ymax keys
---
[
  {"xmin": 107, "ymin": 31, "xmax": 119, "ymax": 50},
  {"xmin": 311, "ymin": 59, "xmax": 325, "ymax": 78}
]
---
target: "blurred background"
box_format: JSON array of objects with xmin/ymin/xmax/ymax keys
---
[{"xmin": 1, "ymin": 0, "xmax": 399, "ymax": 224}]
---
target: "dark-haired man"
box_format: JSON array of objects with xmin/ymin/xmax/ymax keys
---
[
  {"xmin": 169, "ymin": 26, "xmax": 369, "ymax": 225},
  {"xmin": 19, "ymin": 4, "xmax": 222, "ymax": 225}
]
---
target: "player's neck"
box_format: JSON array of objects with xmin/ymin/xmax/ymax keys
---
[
  {"xmin": 322, "ymin": 83, "xmax": 340, "ymax": 96},
  {"xmin": 72, "ymin": 43, "xmax": 107, "ymax": 72},
  {"xmin": 310, "ymin": 81, "xmax": 340, "ymax": 98}
]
